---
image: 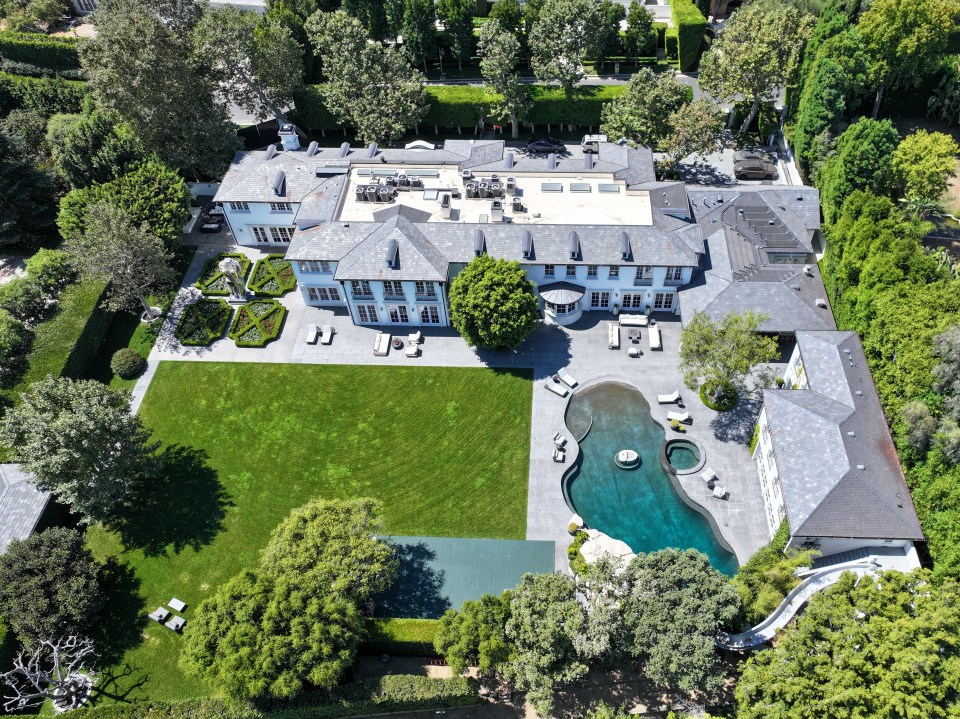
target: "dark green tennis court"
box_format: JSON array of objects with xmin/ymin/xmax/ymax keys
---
[{"xmin": 375, "ymin": 536, "xmax": 556, "ymax": 618}]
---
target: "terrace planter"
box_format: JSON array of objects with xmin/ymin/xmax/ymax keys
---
[{"xmin": 228, "ymin": 299, "xmax": 287, "ymax": 347}]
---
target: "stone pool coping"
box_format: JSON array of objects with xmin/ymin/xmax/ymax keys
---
[{"xmin": 662, "ymin": 437, "xmax": 707, "ymax": 476}]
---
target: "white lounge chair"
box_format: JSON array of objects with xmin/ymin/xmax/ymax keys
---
[
  {"xmin": 165, "ymin": 615, "xmax": 186, "ymax": 632},
  {"xmin": 405, "ymin": 342, "xmax": 419, "ymax": 358},
  {"xmin": 648, "ymin": 324, "xmax": 662, "ymax": 351},
  {"xmin": 667, "ymin": 410, "xmax": 690, "ymax": 423},
  {"xmin": 608, "ymin": 322, "xmax": 620, "ymax": 349},
  {"xmin": 373, "ymin": 333, "xmax": 390, "ymax": 356},
  {"xmin": 320, "ymin": 324, "xmax": 334, "ymax": 344},
  {"xmin": 544, "ymin": 382, "xmax": 569, "ymax": 397},
  {"xmin": 657, "ymin": 390, "xmax": 681, "ymax": 404},
  {"xmin": 148, "ymin": 607, "xmax": 170, "ymax": 623},
  {"xmin": 305, "ymin": 323, "xmax": 320, "ymax": 344},
  {"xmin": 408, "ymin": 331, "xmax": 422, "ymax": 344},
  {"xmin": 618, "ymin": 313, "xmax": 649, "ymax": 327},
  {"xmin": 700, "ymin": 467, "xmax": 717, "ymax": 484},
  {"xmin": 559, "ymin": 372, "xmax": 578, "ymax": 388},
  {"xmin": 553, "ymin": 448, "xmax": 565, "ymax": 463},
  {"xmin": 712, "ymin": 485, "xmax": 727, "ymax": 499},
  {"xmin": 553, "ymin": 432, "xmax": 567, "ymax": 448}
]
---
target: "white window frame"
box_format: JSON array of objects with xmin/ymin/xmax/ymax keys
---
[
  {"xmin": 269, "ymin": 226, "xmax": 294, "ymax": 243},
  {"xmin": 383, "ymin": 280, "xmax": 405, "ymax": 297},
  {"xmin": 270, "ymin": 202, "xmax": 292, "ymax": 212},
  {"xmin": 587, "ymin": 265, "xmax": 598, "ymax": 278},
  {"xmin": 622, "ymin": 293, "xmax": 644, "ymax": 309},
  {"xmin": 544, "ymin": 264, "xmax": 555, "ymax": 277},
  {"xmin": 420, "ymin": 306, "xmax": 441, "ymax": 324},
  {"xmin": 357, "ymin": 304, "xmax": 378, "ymax": 323},
  {"xmin": 252, "ymin": 227, "xmax": 269, "ymax": 243},
  {"xmin": 230, "ymin": 201, "xmax": 249, "ymax": 211},
  {"xmin": 351, "ymin": 280, "xmax": 372, "ymax": 297},
  {"xmin": 415, "ymin": 281, "xmax": 436, "ymax": 298},
  {"xmin": 590, "ymin": 291, "xmax": 609, "ymax": 308},
  {"xmin": 666, "ymin": 266, "xmax": 683, "ymax": 281},
  {"xmin": 609, "ymin": 265, "xmax": 619, "ymax": 278},
  {"xmin": 388, "ymin": 305, "xmax": 410, "ymax": 323},
  {"xmin": 654, "ymin": 292, "xmax": 674, "ymax": 309}
]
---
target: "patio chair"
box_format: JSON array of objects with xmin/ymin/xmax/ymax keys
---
[
  {"xmin": 405, "ymin": 342, "xmax": 419, "ymax": 358},
  {"xmin": 168, "ymin": 598, "xmax": 187, "ymax": 612},
  {"xmin": 373, "ymin": 333, "xmax": 390, "ymax": 356},
  {"xmin": 700, "ymin": 467, "xmax": 717, "ymax": 484},
  {"xmin": 667, "ymin": 410, "xmax": 690, "ymax": 423},
  {"xmin": 164, "ymin": 615, "xmax": 186, "ymax": 632},
  {"xmin": 657, "ymin": 390, "xmax": 681, "ymax": 404},
  {"xmin": 712, "ymin": 485, "xmax": 727, "ymax": 500},
  {"xmin": 148, "ymin": 607, "xmax": 170, "ymax": 623},
  {"xmin": 559, "ymin": 371, "xmax": 579, "ymax": 389},
  {"xmin": 408, "ymin": 331, "xmax": 422, "ymax": 345},
  {"xmin": 553, "ymin": 432, "xmax": 567, "ymax": 448},
  {"xmin": 552, "ymin": 448, "xmax": 565, "ymax": 463},
  {"xmin": 648, "ymin": 324, "xmax": 662, "ymax": 351},
  {"xmin": 306, "ymin": 323, "xmax": 320, "ymax": 344},
  {"xmin": 320, "ymin": 325, "xmax": 334, "ymax": 345},
  {"xmin": 544, "ymin": 381, "xmax": 569, "ymax": 398}
]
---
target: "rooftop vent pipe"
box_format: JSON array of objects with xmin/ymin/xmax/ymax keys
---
[
  {"xmin": 338, "ymin": 142, "xmax": 350, "ymax": 158},
  {"xmin": 584, "ymin": 153, "xmax": 594, "ymax": 170},
  {"xmin": 568, "ymin": 231, "xmax": 579, "ymax": 259},
  {"xmin": 505, "ymin": 152, "xmax": 514, "ymax": 169},
  {"xmin": 307, "ymin": 141, "xmax": 319, "ymax": 157},
  {"xmin": 474, "ymin": 229, "xmax": 485, "ymax": 257},
  {"xmin": 522, "ymin": 230, "xmax": 532, "ymax": 258},
  {"xmin": 815, "ymin": 298, "xmax": 828, "ymax": 308}
]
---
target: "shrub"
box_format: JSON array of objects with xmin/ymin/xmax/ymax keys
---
[
  {"xmin": 247, "ymin": 255, "xmax": 297, "ymax": 297},
  {"xmin": 0, "ymin": 308, "xmax": 29, "ymax": 389},
  {"xmin": 0, "ymin": 72, "xmax": 87, "ymax": 118},
  {"xmin": 228, "ymin": 300, "xmax": 286, "ymax": 347},
  {"xmin": 423, "ymin": 86, "xmax": 493, "ymax": 128},
  {"xmin": 669, "ymin": 0, "xmax": 706, "ymax": 72},
  {"xmin": 0, "ymin": 276, "xmax": 47, "ymax": 326},
  {"xmin": 748, "ymin": 423, "xmax": 760, "ymax": 454},
  {"xmin": 0, "ymin": 32, "xmax": 81, "ymax": 74},
  {"xmin": 700, "ymin": 378, "xmax": 738, "ymax": 411},
  {"xmin": 567, "ymin": 530, "xmax": 588, "ymax": 575},
  {"xmin": 196, "ymin": 253, "xmax": 252, "ymax": 296},
  {"xmin": 110, "ymin": 347, "xmax": 145, "ymax": 379},
  {"xmin": 175, "ymin": 299, "xmax": 232, "ymax": 347},
  {"xmin": 526, "ymin": 85, "xmax": 625, "ymax": 127},
  {"xmin": 665, "ymin": 27, "xmax": 678, "ymax": 60},
  {"xmin": 24, "ymin": 248, "xmax": 73, "ymax": 292},
  {"xmin": 362, "ymin": 618, "xmax": 440, "ymax": 656}
]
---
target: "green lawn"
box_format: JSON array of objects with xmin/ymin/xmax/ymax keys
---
[{"xmin": 86, "ymin": 362, "xmax": 532, "ymax": 704}]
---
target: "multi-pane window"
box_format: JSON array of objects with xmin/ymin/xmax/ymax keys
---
[
  {"xmin": 552, "ymin": 302, "xmax": 578, "ymax": 314},
  {"xmin": 357, "ymin": 304, "xmax": 378, "ymax": 323},
  {"xmin": 665, "ymin": 266, "xmax": 683, "ymax": 282},
  {"xmin": 269, "ymin": 226, "xmax": 294, "ymax": 243},
  {"xmin": 622, "ymin": 293, "xmax": 644, "ymax": 309},
  {"xmin": 306, "ymin": 286, "xmax": 340, "ymax": 302},
  {"xmin": 270, "ymin": 202, "xmax": 292, "ymax": 212},
  {"xmin": 634, "ymin": 266, "xmax": 652, "ymax": 284},
  {"xmin": 654, "ymin": 292, "xmax": 674, "ymax": 309},
  {"xmin": 590, "ymin": 291, "xmax": 610, "ymax": 308},
  {"xmin": 544, "ymin": 264, "xmax": 555, "ymax": 277},
  {"xmin": 230, "ymin": 201, "xmax": 249, "ymax": 211},
  {"xmin": 351, "ymin": 280, "xmax": 373, "ymax": 297},
  {"xmin": 388, "ymin": 306, "xmax": 409, "ymax": 323},
  {"xmin": 383, "ymin": 281, "xmax": 405, "ymax": 297},
  {"xmin": 609, "ymin": 266, "xmax": 619, "ymax": 278},
  {"xmin": 252, "ymin": 227, "xmax": 269, "ymax": 243},
  {"xmin": 420, "ymin": 306, "xmax": 441, "ymax": 324},
  {"xmin": 587, "ymin": 265, "xmax": 598, "ymax": 278},
  {"xmin": 415, "ymin": 281, "xmax": 436, "ymax": 298},
  {"xmin": 565, "ymin": 265, "xmax": 576, "ymax": 278},
  {"xmin": 298, "ymin": 260, "xmax": 332, "ymax": 273}
]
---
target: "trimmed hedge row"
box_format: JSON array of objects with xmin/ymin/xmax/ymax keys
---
[
  {"xmin": 229, "ymin": 299, "xmax": 286, "ymax": 347},
  {"xmin": 361, "ymin": 618, "xmax": 441, "ymax": 656},
  {"xmin": 195, "ymin": 253, "xmax": 252, "ymax": 296},
  {"xmin": 670, "ymin": 0, "xmax": 706, "ymax": 72},
  {"xmin": 423, "ymin": 85, "xmax": 492, "ymax": 127},
  {"xmin": 72, "ymin": 676, "xmax": 480, "ymax": 719},
  {"xmin": 0, "ymin": 32, "xmax": 81, "ymax": 73},
  {"xmin": 0, "ymin": 71, "xmax": 88, "ymax": 117},
  {"xmin": 526, "ymin": 85, "xmax": 625, "ymax": 126},
  {"xmin": 248, "ymin": 255, "xmax": 297, "ymax": 297},
  {"xmin": 175, "ymin": 299, "xmax": 233, "ymax": 346}
]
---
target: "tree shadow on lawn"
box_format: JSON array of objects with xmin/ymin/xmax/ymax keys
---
[
  {"xmin": 374, "ymin": 543, "xmax": 452, "ymax": 619},
  {"xmin": 108, "ymin": 445, "xmax": 232, "ymax": 557},
  {"xmin": 91, "ymin": 558, "xmax": 148, "ymax": 667},
  {"xmin": 90, "ymin": 662, "xmax": 150, "ymax": 705}
]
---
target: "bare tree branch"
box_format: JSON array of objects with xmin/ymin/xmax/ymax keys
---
[{"xmin": 2, "ymin": 636, "xmax": 99, "ymax": 712}]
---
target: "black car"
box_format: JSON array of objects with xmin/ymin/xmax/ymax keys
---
[
  {"xmin": 734, "ymin": 159, "xmax": 778, "ymax": 181},
  {"xmin": 733, "ymin": 149, "xmax": 776, "ymax": 164},
  {"xmin": 526, "ymin": 137, "xmax": 565, "ymax": 153},
  {"xmin": 199, "ymin": 220, "xmax": 223, "ymax": 233}
]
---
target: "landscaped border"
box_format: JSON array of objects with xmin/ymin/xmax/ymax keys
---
[
  {"xmin": 175, "ymin": 299, "xmax": 233, "ymax": 346},
  {"xmin": 247, "ymin": 254, "xmax": 297, "ymax": 297},
  {"xmin": 195, "ymin": 253, "xmax": 251, "ymax": 296},
  {"xmin": 228, "ymin": 300, "xmax": 286, "ymax": 347}
]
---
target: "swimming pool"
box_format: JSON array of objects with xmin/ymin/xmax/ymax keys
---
[{"xmin": 564, "ymin": 381, "xmax": 739, "ymax": 575}]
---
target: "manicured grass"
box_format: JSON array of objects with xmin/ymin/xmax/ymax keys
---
[
  {"xmin": 86, "ymin": 362, "xmax": 532, "ymax": 703},
  {"xmin": 363, "ymin": 618, "xmax": 441, "ymax": 656}
]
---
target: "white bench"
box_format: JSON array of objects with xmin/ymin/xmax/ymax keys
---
[
  {"xmin": 657, "ymin": 390, "xmax": 680, "ymax": 404},
  {"xmin": 648, "ymin": 324, "xmax": 662, "ymax": 351},
  {"xmin": 608, "ymin": 322, "xmax": 620, "ymax": 349},
  {"xmin": 373, "ymin": 333, "xmax": 390, "ymax": 356},
  {"xmin": 320, "ymin": 324, "xmax": 334, "ymax": 344},
  {"xmin": 305, "ymin": 324, "xmax": 320, "ymax": 344},
  {"xmin": 667, "ymin": 410, "xmax": 690, "ymax": 423},
  {"xmin": 619, "ymin": 313, "xmax": 649, "ymax": 327}
]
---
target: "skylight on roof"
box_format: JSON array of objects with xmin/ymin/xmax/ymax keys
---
[
  {"xmin": 570, "ymin": 183, "xmax": 592, "ymax": 193},
  {"xmin": 598, "ymin": 183, "xmax": 620, "ymax": 193},
  {"xmin": 541, "ymin": 182, "xmax": 563, "ymax": 192}
]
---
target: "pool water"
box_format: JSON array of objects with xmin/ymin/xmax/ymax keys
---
[
  {"xmin": 565, "ymin": 382, "xmax": 739, "ymax": 575},
  {"xmin": 667, "ymin": 441, "xmax": 700, "ymax": 470}
]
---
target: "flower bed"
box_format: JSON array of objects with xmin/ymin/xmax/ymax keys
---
[
  {"xmin": 174, "ymin": 299, "xmax": 233, "ymax": 346},
  {"xmin": 194, "ymin": 253, "xmax": 251, "ymax": 296},
  {"xmin": 247, "ymin": 254, "xmax": 297, "ymax": 297},
  {"xmin": 228, "ymin": 299, "xmax": 286, "ymax": 347}
]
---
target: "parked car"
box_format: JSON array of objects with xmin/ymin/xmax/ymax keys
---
[
  {"xmin": 733, "ymin": 149, "xmax": 776, "ymax": 164},
  {"xmin": 199, "ymin": 221, "xmax": 223, "ymax": 233},
  {"xmin": 734, "ymin": 160, "xmax": 778, "ymax": 181},
  {"xmin": 206, "ymin": 203, "xmax": 225, "ymax": 217},
  {"xmin": 581, "ymin": 134, "xmax": 608, "ymax": 153},
  {"xmin": 526, "ymin": 137, "xmax": 565, "ymax": 153}
]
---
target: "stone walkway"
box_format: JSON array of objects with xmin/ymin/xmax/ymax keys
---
[{"xmin": 134, "ymin": 243, "xmax": 772, "ymax": 571}]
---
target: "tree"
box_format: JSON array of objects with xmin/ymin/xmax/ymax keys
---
[
  {"xmin": 624, "ymin": 1, "xmax": 657, "ymax": 60},
  {"xmin": 600, "ymin": 69, "xmax": 689, "ymax": 149},
  {"xmin": 529, "ymin": 0, "xmax": 601, "ymax": 95},
  {"xmin": 858, "ymin": 0, "xmax": 960, "ymax": 118},
  {"xmin": 0, "ymin": 308, "xmax": 28, "ymax": 388},
  {"xmin": 488, "ymin": 0, "xmax": 522, "ymax": 39},
  {"xmin": 900, "ymin": 400, "xmax": 937, "ymax": 453},
  {"xmin": 935, "ymin": 323, "xmax": 960, "ymax": 420},
  {"xmin": 65, "ymin": 202, "xmax": 177, "ymax": 318},
  {"xmin": 194, "ymin": 7, "xmax": 304, "ymax": 123},
  {"xmin": 341, "ymin": 0, "xmax": 392, "ymax": 40},
  {"xmin": 0, "ymin": 130, "xmax": 55, "ymax": 249},
  {"xmin": 2, "ymin": 0, "xmax": 69, "ymax": 27},
  {"xmin": 402, "ymin": 0, "xmax": 437, "ymax": 73},
  {"xmin": 80, "ymin": 0, "xmax": 239, "ymax": 178},
  {"xmin": 0, "ymin": 377, "xmax": 161, "ymax": 523},
  {"xmin": 181, "ymin": 498, "xmax": 394, "ymax": 700},
  {"xmin": 594, "ymin": 0, "xmax": 626, "ymax": 70},
  {"xmin": 698, "ymin": 3, "xmax": 812, "ymax": 134},
  {"xmin": 2, "ymin": 109, "xmax": 49, "ymax": 155},
  {"xmin": 661, "ymin": 97, "xmax": 726, "ymax": 173},
  {"xmin": 435, "ymin": 592, "xmax": 513, "ymax": 675},
  {"xmin": 0, "ymin": 528, "xmax": 102, "ymax": 649},
  {"xmin": 816, "ymin": 117, "xmax": 900, "ymax": 223},
  {"xmin": 46, "ymin": 111, "xmax": 142, "ymax": 189},
  {"xmin": 1, "ymin": 637, "xmax": 98, "ymax": 713},
  {"xmin": 893, "ymin": 130, "xmax": 960, "ymax": 204},
  {"xmin": 736, "ymin": 570, "xmax": 960, "ymax": 719},
  {"xmin": 437, "ymin": 0, "xmax": 474, "ymax": 71},
  {"xmin": 503, "ymin": 573, "xmax": 588, "ymax": 717},
  {"xmin": 478, "ymin": 19, "xmax": 531, "ymax": 138},
  {"xmin": 678, "ymin": 310, "xmax": 778, "ymax": 402},
  {"xmin": 448, "ymin": 255, "xmax": 539, "ymax": 351},
  {"xmin": 309, "ymin": 11, "xmax": 427, "ymax": 144}
]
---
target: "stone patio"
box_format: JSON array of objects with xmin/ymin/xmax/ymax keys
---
[{"xmin": 135, "ymin": 243, "xmax": 772, "ymax": 571}]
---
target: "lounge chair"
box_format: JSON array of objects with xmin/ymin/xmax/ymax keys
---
[
  {"xmin": 667, "ymin": 410, "xmax": 690, "ymax": 423},
  {"xmin": 168, "ymin": 598, "xmax": 187, "ymax": 612},
  {"xmin": 700, "ymin": 468, "xmax": 717, "ymax": 484},
  {"xmin": 712, "ymin": 485, "xmax": 727, "ymax": 499},
  {"xmin": 320, "ymin": 324, "xmax": 334, "ymax": 344},
  {"xmin": 657, "ymin": 390, "xmax": 681, "ymax": 404},
  {"xmin": 545, "ymin": 381, "xmax": 569, "ymax": 397},
  {"xmin": 619, "ymin": 313, "xmax": 649, "ymax": 327},
  {"xmin": 408, "ymin": 331, "xmax": 422, "ymax": 344},
  {"xmin": 608, "ymin": 322, "xmax": 620, "ymax": 349},
  {"xmin": 373, "ymin": 333, "xmax": 390, "ymax": 356},
  {"xmin": 553, "ymin": 432, "xmax": 567, "ymax": 448},
  {"xmin": 559, "ymin": 371, "xmax": 578, "ymax": 388},
  {"xmin": 648, "ymin": 324, "xmax": 662, "ymax": 351},
  {"xmin": 148, "ymin": 607, "xmax": 170, "ymax": 623},
  {"xmin": 165, "ymin": 615, "xmax": 186, "ymax": 632},
  {"xmin": 305, "ymin": 323, "xmax": 320, "ymax": 344},
  {"xmin": 552, "ymin": 448, "xmax": 565, "ymax": 463},
  {"xmin": 628, "ymin": 347, "xmax": 640, "ymax": 358},
  {"xmin": 405, "ymin": 342, "xmax": 419, "ymax": 358}
]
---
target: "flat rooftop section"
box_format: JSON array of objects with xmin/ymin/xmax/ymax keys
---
[
  {"xmin": 373, "ymin": 535, "xmax": 556, "ymax": 618},
  {"xmin": 337, "ymin": 166, "xmax": 654, "ymax": 227},
  {"xmin": 0, "ymin": 464, "xmax": 49, "ymax": 554}
]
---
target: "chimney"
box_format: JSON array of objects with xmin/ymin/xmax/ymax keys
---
[
  {"xmin": 568, "ymin": 231, "xmax": 579, "ymax": 260},
  {"xmin": 548, "ymin": 153, "xmax": 557, "ymax": 169},
  {"xmin": 278, "ymin": 123, "xmax": 299, "ymax": 151},
  {"xmin": 584, "ymin": 153, "xmax": 594, "ymax": 170}
]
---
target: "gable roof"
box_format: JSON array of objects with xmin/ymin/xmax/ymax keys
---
[{"xmin": 334, "ymin": 211, "xmax": 449, "ymax": 282}]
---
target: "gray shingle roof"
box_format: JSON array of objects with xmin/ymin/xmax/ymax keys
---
[
  {"xmin": 334, "ymin": 213, "xmax": 449, "ymax": 282},
  {"xmin": 763, "ymin": 331, "xmax": 923, "ymax": 541},
  {"xmin": 0, "ymin": 464, "xmax": 49, "ymax": 555}
]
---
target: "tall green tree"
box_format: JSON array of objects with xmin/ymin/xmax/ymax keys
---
[
  {"xmin": 478, "ymin": 18, "xmax": 531, "ymax": 138},
  {"xmin": 661, "ymin": 97, "xmax": 726, "ymax": 173},
  {"xmin": 893, "ymin": 129, "xmax": 959, "ymax": 204},
  {"xmin": 0, "ymin": 377, "xmax": 161, "ymax": 523},
  {"xmin": 402, "ymin": 0, "xmax": 437, "ymax": 72},
  {"xmin": 0, "ymin": 130, "xmax": 55, "ymax": 249},
  {"xmin": 488, "ymin": 0, "xmax": 522, "ymax": 39},
  {"xmin": 600, "ymin": 68, "xmax": 690, "ymax": 149},
  {"xmin": 435, "ymin": 591, "xmax": 513, "ymax": 675},
  {"xmin": 529, "ymin": 0, "xmax": 601, "ymax": 95},
  {"xmin": 698, "ymin": 2, "xmax": 812, "ymax": 134},
  {"xmin": 46, "ymin": 111, "xmax": 143, "ymax": 189},
  {"xmin": 0, "ymin": 528, "xmax": 102, "ymax": 649},
  {"xmin": 624, "ymin": 1, "xmax": 657, "ymax": 59},
  {"xmin": 437, "ymin": 0, "xmax": 474, "ymax": 71},
  {"xmin": 858, "ymin": 0, "xmax": 960, "ymax": 118},
  {"xmin": 737, "ymin": 570, "xmax": 960, "ymax": 718},
  {"xmin": 448, "ymin": 255, "xmax": 540, "ymax": 351},
  {"xmin": 594, "ymin": 0, "xmax": 626, "ymax": 70}
]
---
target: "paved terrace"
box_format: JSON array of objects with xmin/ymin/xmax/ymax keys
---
[{"xmin": 136, "ymin": 244, "xmax": 772, "ymax": 570}]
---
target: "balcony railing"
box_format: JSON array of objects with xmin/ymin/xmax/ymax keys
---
[
  {"xmin": 664, "ymin": 278, "xmax": 684, "ymax": 286},
  {"xmin": 383, "ymin": 292, "xmax": 406, "ymax": 300},
  {"xmin": 416, "ymin": 292, "xmax": 437, "ymax": 300},
  {"xmin": 633, "ymin": 277, "xmax": 653, "ymax": 286},
  {"xmin": 351, "ymin": 291, "xmax": 374, "ymax": 299}
]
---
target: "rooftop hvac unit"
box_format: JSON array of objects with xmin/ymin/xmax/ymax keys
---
[
  {"xmin": 462, "ymin": 169, "xmax": 473, "ymax": 184},
  {"xmin": 377, "ymin": 186, "xmax": 392, "ymax": 202},
  {"xmin": 441, "ymin": 194, "xmax": 452, "ymax": 219},
  {"xmin": 479, "ymin": 182, "xmax": 489, "ymax": 198},
  {"xmin": 507, "ymin": 177, "xmax": 516, "ymax": 195},
  {"xmin": 512, "ymin": 196, "xmax": 523, "ymax": 213},
  {"xmin": 522, "ymin": 230, "xmax": 532, "ymax": 258},
  {"xmin": 491, "ymin": 200, "xmax": 504, "ymax": 223},
  {"xmin": 355, "ymin": 186, "xmax": 367, "ymax": 202}
]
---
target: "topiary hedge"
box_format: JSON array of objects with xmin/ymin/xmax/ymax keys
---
[
  {"xmin": 0, "ymin": 32, "xmax": 81, "ymax": 74},
  {"xmin": 526, "ymin": 85, "xmax": 625, "ymax": 127},
  {"xmin": 229, "ymin": 300, "xmax": 286, "ymax": 347},
  {"xmin": 0, "ymin": 72, "xmax": 88, "ymax": 117},
  {"xmin": 669, "ymin": 0, "xmax": 706, "ymax": 72},
  {"xmin": 110, "ymin": 347, "xmax": 145, "ymax": 379},
  {"xmin": 195, "ymin": 253, "xmax": 251, "ymax": 296},
  {"xmin": 361, "ymin": 618, "xmax": 440, "ymax": 656},
  {"xmin": 423, "ymin": 85, "xmax": 493, "ymax": 128},
  {"xmin": 700, "ymin": 378, "xmax": 738, "ymax": 411},
  {"xmin": 248, "ymin": 255, "xmax": 297, "ymax": 297},
  {"xmin": 175, "ymin": 299, "xmax": 232, "ymax": 346}
]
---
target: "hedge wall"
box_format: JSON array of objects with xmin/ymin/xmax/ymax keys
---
[
  {"xmin": 0, "ymin": 32, "xmax": 81, "ymax": 73},
  {"xmin": 526, "ymin": 85, "xmax": 625, "ymax": 126},
  {"xmin": 670, "ymin": 0, "xmax": 706, "ymax": 72},
  {"xmin": 290, "ymin": 85, "xmax": 340, "ymax": 132},
  {"xmin": 0, "ymin": 71, "xmax": 88, "ymax": 117},
  {"xmin": 423, "ymin": 85, "xmax": 493, "ymax": 127},
  {"xmin": 361, "ymin": 618, "xmax": 441, "ymax": 656}
]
